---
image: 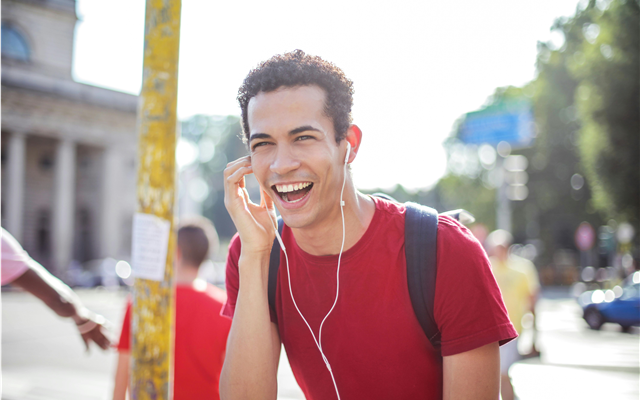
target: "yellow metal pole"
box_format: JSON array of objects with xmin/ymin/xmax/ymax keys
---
[{"xmin": 132, "ymin": 1, "xmax": 181, "ymax": 399}]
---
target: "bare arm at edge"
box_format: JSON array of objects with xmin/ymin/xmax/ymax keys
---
[
  {"xmin": 11, "ymin": 264, "xmax": 111, "ymax": 350},
  {"xmin": 442, "ymin": 341, "xmax": 500, "ymax": 400},
  {"xmin": 219, "ymin": 254, "xmax": 281, "ymax": 400},
  {"xmin": 112, "ymin": 350, "xmax": 130, "ymax": 400}
]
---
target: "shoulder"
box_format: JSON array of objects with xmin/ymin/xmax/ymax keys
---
[
  {"xmin": 369, "ymin": 195, "xmax": 407, "ymax": 231},
  {"xmin": 371, "ymin": 195, "xmax": 407, "ymax": 216},
  {"xmin": 436, "ymin": 215, "xmax": 485, "ymax": 257}
]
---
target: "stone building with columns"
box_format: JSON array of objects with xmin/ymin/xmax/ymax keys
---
[{"xmin": 1, "ymin": 0, "xmax": 138, "ymax": 276}]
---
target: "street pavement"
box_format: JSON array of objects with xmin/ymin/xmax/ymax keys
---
[
  {"xmin": 510, "ymin": 289, "xmax": 639, "ymax": 400},
  {"xmin": 1, "ymin": 287, "xmax": 304, "ymax": 400},
  {"xmin": 2, "ymin": 287, "xmax": 638, "ymax": 399}
]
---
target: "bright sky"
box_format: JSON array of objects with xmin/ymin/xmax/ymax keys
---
[{"xmin": 73, "ymin": 0, "xmax": 580, "ymax": 191}]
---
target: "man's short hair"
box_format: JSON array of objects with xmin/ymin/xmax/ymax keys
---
[
  {"xmin": 237, "ymin": 49, "xmax": 354, "ymax": 144},
  {"xmin": 177, "ymin": 216, "xmax": 219, "ymax": 267}
]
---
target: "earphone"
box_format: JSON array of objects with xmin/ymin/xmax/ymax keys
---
[
  {"xmin": 270, "ymin": 141, "xmax": 351, "ymax": 400},
  {"xmin": 345, "ymin": 142, "xmax": 351, "ymax": 163}
]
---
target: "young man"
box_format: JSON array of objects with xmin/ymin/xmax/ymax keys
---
[
  {"xmin": 113, "ymin": 217, "xmax": 231, "ymax": 400},
  {"xmin": 221, "ymin": 50, "xmax": 516, "ymax": 400}
]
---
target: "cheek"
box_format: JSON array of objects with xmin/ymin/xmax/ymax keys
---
[{"xmin": 250, "ymin": 156, "xmax": 270, "ymax": 186}]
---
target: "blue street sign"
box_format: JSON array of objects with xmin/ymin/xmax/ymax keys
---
[{"xmin": 459, "ymin": 99, "xmax": 534, "ymax": 149}]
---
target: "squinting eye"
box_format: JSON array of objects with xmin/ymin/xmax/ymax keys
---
[
  {"xmin": 296, "ymin": 135, "xmax": 313, "ymax": 141},
  {"xmin": 251, "ymin": 142, "xmax": 269, "ymax": 151}
]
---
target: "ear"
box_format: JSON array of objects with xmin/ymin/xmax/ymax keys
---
[{"xmin": 344, "ymin": 124, "xmax": 362, "ymax": 164}]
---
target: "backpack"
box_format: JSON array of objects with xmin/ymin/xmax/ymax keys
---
[{"xmin": 267, "ymin": 195, "xmax": 474, "ymax": 351}]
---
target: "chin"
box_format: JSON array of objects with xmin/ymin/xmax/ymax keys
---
[{"xmin": 278, "ymin": 211, "xmax": 307, "ymax": 229}]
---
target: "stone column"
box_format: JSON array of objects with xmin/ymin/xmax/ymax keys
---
[
  {"xmin": 5, "ymin": 132, "xmax": 26, "ymax": 241},
  {"xmin": 52, "ymin": 139, "xmax": 76, "ymax": 275},
  {"xmin": 100, "ymin": 146, "xmax": 121, "ymax": 258}
]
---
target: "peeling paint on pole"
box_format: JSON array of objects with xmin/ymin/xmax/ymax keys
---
[{"xmin": 132, "ymin": 1, "xmax": 181, "ymax": 399}]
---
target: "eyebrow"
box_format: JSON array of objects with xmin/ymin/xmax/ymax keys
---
[
  {"xmin": 249, "ymin": 126, "xmax": 322, "ymax": 143},
  {"xmin": 289, "ymin": 125, "xmax": 321, "ymax": 135}
]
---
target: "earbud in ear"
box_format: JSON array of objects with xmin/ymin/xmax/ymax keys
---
[{"xmin": 345, "ymin": 142, "xmax": 351, "ymax": 164}]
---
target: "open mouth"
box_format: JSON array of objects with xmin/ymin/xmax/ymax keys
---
[{"xmin": 273, "ymin": 182, "xmax": 313, "ymax": 203}]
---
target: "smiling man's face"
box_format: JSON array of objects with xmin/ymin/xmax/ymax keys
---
[{"xmin": 248, "ymin": 85, "xmax": 347, "ymax": 230}]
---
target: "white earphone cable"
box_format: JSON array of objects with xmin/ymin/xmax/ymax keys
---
[{"xmin": 269, "ymin": 143, "xmax": 350, "ymax": 400}]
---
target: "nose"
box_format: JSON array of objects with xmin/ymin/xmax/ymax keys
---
[{"xmin": 270, "ymin": 145, "xmax": 301, "ymax": 176}]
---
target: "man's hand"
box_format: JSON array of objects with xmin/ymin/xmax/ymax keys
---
[
  {"xmin": 12, "ymin": 267, "xmax": 113, "ymax": 352},
  {"xmin": 224, "ymin": 156, "xmax": 277, "ymax": 256},
  {"xmin": 74, "ymin": 312, "xmax": 112, "ymax": 351}
]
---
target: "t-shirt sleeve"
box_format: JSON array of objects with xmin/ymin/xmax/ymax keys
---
[
  {"xmin": 1, "ymin": 228, "xmax": 32, "ymax": 285},
  {"xmin": 434, "ymin": 217, "xmax": 517, "ymax": 357},
  {"xmin": 117, "ymin": 301, "xmax": 132, "ymax": 352},
  {"xmin": 221, "ymin": 234, "xmax": 241, "ymax": 319}
]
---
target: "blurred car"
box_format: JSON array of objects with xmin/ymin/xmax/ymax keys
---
[{"xmin": 577, "ymin": 271, "xmax": 640, "ymax": 332}]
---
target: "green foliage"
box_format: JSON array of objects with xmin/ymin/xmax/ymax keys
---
[
  {"xmin": 432, "ymin": 175, "xmax": 497, "ymax": 231},
  {"xmin": 568, "ymin": 0, "xmax": 639, "ymax": 228},
  {"xmin": 362, "ymin": 177, "xmax": 496, "ymax": 231},
  {"xmin": 180, "ymin": 115, "xmax": 247, "ymax": 240},
  {"xmin": 434, "ymin": 1, "xmax": 640, "ymax": 265}
]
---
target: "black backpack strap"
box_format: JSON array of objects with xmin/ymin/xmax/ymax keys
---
[
  {"xmin": 268, "ymin": 217, "xmax": 284, "ymax": 323},
  {"xmin": 404, "ymin": 202, "xmax": 441, "ymax": 349}
]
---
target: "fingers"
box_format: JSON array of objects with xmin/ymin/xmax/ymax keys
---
[
  {"xmin": 224, "ymin": 159, "xmax": 252, "ymax": 202},
  {"xmin": 82, "ymin": 327, "xmax": 112, "ymax": 351},
  {"xmin": 223, "ymin": 156, "xmax": 251, "ymax": 182},
  {"xmin": 224, "ymin": 157, "xmax": 251, "ymax": 191},
  {"xmin": 94, "ymin": 328, "xmax": 111, "ymax": 350},
  {"xmin": 226, "ymin": 166, "xmax": 251, "ymax": 191}
]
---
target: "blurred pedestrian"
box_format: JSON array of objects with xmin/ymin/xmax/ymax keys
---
[
  {"xmin": 1, "ymin": 227, "xmax": 111, "ymax": 351},
  {"xmin": 113, "ymin": 217, "xmax": 231, "ymax": 400},
  {"xmin": 486, "ymin": 229, "xmax": 540, "ymax": 400}
]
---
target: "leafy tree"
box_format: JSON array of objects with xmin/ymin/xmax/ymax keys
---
[
  {"xmin": 567, "ymin": 0, "xmax": 639, "ymax": 231},
  {"xmin": 428, "ymin": 175, "xmax": 497, "ymax": 231},
  {"xmin": 435, "ymin": 1, "xmax": 639, "ymax": 270},
  {"xmin": 181, "ymin": 115, "xmax": 248, "ymax": 240}
]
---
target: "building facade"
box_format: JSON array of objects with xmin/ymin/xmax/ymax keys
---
[{"xmin": 1, "ymin": 0, "xmax": 138, "ymax": 277}]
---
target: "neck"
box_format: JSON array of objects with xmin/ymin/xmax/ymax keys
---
[
  {"xmin": 175, "ymin": 264, "xmax": 200, "ymax": 284},
  {"xmin": 292, "ymin": 185, "xmax": 375, "ymax": 256}
]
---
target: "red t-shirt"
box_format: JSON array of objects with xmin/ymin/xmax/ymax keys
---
[
  {"xmin": 118, "ymin": 283, "xmax": 231, "ymax": 400},
  {"xmin": 222, "ymin": 197, "xmax": 516, "ymax": 400}
]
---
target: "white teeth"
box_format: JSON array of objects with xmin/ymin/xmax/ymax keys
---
[
  {"xmin": 285, "ymin": 196, "xmax": 305, "ymax": 204},
  {"xmin": 276, "ymin": 182, "xmax": 311, "ymax": 193}
]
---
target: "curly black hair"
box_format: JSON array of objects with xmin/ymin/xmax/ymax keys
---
[{"xmin": 237, "ymin": 50, "xmax": 354, "ymax": 144}]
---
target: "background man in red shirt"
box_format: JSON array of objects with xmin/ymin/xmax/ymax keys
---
[
  {"xmin": 221, "ymin": 50, "xmax": 516, "ymax": 400},
  {"xmin": 113, "ymin": 217, "xmax": 231, "ymax": 400}
]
